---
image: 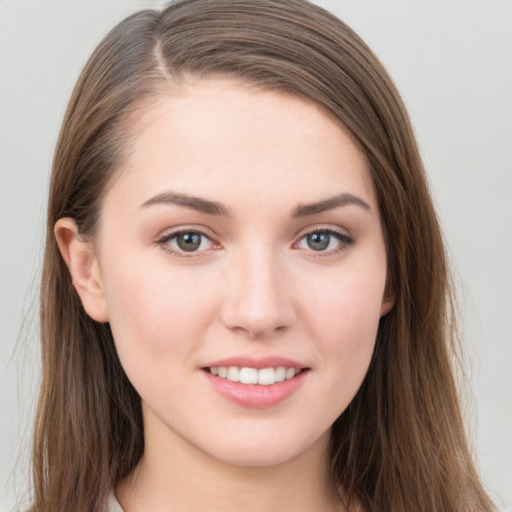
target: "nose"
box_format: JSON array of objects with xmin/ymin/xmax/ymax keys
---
[{"xmin": 220, "ymin": 245, "xmax": 296, "ymax": 339}]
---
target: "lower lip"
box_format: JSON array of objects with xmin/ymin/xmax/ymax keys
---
[{"xmin": 203, "ymin": 370, "xmax": 309, "ymax": 408}]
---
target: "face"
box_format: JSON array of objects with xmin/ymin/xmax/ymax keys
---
[{"xmin": 76, "ymin": 80, "xmax": 391, "ymax": 468}]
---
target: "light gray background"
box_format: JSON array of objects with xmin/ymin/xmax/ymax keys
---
[{"xmin": 1, "ymin": 1, "xmax": 511, "ymax": 510}]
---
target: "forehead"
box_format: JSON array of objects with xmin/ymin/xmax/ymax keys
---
[{"xmin": 107, "ymin": 79, "xmax": 375, "ymax": 213}]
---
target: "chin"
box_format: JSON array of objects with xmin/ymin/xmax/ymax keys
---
[{"xmin": 199, "ymin": 426, "xmax": 331, "ymax": 469}]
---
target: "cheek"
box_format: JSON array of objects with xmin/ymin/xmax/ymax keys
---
[
  {"xmin": 101, "ymin": 257, "xmax": 220, "ymax": 365},
  {"xmin": 303, "ymin": 257, "xmax": 385, "ymax": 332},
  {"xmin": 299, "ymin": 260, "xmax": 386, "ymax": 390}
]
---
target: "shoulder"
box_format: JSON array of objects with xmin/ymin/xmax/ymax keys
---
[{"xmin": 107, "ymin": 491, "xmax": 125, "ymax": 512}]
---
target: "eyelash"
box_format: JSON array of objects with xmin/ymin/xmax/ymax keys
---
[
  {"xmin": 156, "ymin": 228, "xmax": 217, "ymax": 258},
  {"xmin": 156, "ymin": 227, "xmax": 354, "ymax": 258},
  {"xmin": 295, "ymin": 228, "xmax": 354, "ymax": 257}
]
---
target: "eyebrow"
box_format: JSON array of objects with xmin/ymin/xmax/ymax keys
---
[
  {"xmin": 291, "ymin": 193, "xmax": 372, "ymax": 217},
  {"xmin": 141, "ymin": 192, "xmax": 232, "ymax": 216},
  {"xmin": 140, "ymin": 191, "xmax": 371, "ymax": 217}
]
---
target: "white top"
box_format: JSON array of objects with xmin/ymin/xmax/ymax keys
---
[{"xmin": 108, "ymin": 491, "xmax": 125, "ymax": 512}]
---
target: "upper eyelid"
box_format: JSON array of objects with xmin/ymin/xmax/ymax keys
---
[
  {"xmin": 294, "ymin": 224, "xmax": 352, "ymax": 240},
  {"xmin": 155, "ymin": 224, "xmax": 353, "ymax": 246},
  {"xmin": 296, "ymin": 228, "xmax": 353, "ymax": 245},
  {"xmin": 155, "ymin": 227, "xmax": 218, "ymax": 254},
  {"xmin": 156, "ymin": 226, "xmax": 216, "ymax": 241}
]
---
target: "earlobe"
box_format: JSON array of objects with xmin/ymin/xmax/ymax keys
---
[{"xmin": 54, "ymin": 218, "xmax": 109, "ymax": 323}]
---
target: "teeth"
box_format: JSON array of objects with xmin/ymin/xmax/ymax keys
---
[
  {"xmin": 239, "ymin": 367, "xmax": 258, "ymax": 384},
  {"xmin": 275, "ymin": 366, "xmax": 286, "ymax": 382},
  {"xmin": 209, "ymin": 365, "xmax": 301, "ymax": 385},
  {"xmin": 285, "ymin": 368, "xmax": 296, "ymax": 379},
  {"xmin": 226, "ymin": 366, "xmax": 240, "ymax": 382},
  {"xmin": 258, "ymin": 368, "xmax": 276, "ymax": 385}
]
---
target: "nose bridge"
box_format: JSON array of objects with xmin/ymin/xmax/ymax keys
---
[{"xmin": 221, "ymin": 239, "xmax": 295, "ymax": 337}]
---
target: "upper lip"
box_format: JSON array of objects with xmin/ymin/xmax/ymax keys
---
[{"xmin": 203, "ymin": 355, "xmax": 309, "ymax": 370}]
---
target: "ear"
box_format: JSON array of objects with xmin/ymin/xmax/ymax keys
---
[
  {"xmin": 54, "ymin": 218, "xmax": 109, "ymax": 323},
  {"xmin": 380, "ymin": 279, "xmax": 395, "ymax": 317}
]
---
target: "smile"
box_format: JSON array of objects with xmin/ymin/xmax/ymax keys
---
[
  {"xmin": 208, "ymin": 366, "xmax": 301, "ymax": 385},
  {"xmin": 202, "ymin": 356, "xmax": 309, "ymax": 407}
]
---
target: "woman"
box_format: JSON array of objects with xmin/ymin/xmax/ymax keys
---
[{"xmin": 31, "ymin": 0, "xmax": 496, "ymax": 510}]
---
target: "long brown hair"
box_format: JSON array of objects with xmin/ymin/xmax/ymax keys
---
[{"xmin": 32, "ymin": 1, "xmax": 495, "ymax": 510}]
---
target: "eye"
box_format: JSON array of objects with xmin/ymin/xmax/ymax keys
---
[
  {"xmin": 296, "ymin": 229, "xmax": 353, "ymax": 254},
  {"xmin": 158, "ymin": 230, "xmax": 216, "ymax": 255}
]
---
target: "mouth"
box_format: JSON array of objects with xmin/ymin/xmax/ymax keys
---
[
  {"xmin": 201, "ymin": 359, "xmax": 310, "ymax": 408},
  {"xmin": 205, "ymin": 366, "xmax": 308, "ymax": 386}
]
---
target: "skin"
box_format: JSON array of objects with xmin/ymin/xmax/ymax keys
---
[{"xmin": 56, "ymin": 80, "xmax": 393, "ymax": 512}]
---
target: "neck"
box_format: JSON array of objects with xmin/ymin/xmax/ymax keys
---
[{"xmin": 117, "ymin": 416, "xmax": 340, "ymax": 512}]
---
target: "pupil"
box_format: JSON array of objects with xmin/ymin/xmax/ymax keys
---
[
  {"xmin": 307, "ymin": 232, "xmax": 330, "ymax": 251},
  {"xmin": 177, "ymin": 233, "xmax": 201, "ymax": 251}
]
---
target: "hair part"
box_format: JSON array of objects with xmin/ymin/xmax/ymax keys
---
[{"xmin": 32, "ymin": 1, "xmax": 495, "ymax": 511}]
